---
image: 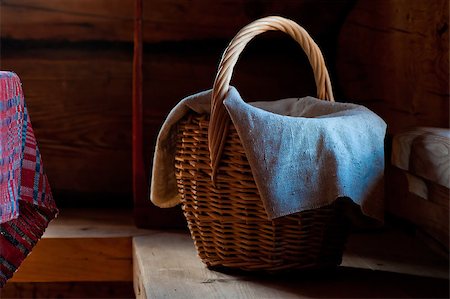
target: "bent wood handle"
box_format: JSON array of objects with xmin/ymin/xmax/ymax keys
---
[{"xmin": 209, "ymin": 16, "xmax": 334, "ymax": 181}]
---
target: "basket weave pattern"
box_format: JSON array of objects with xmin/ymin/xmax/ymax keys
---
[
  {"xmin": 174, "ymin": 16, "xmax": 349, "ymax": 271},
  {"xmin": 175, "ymin": 114, "xmax": 349, "ymax": 271}
]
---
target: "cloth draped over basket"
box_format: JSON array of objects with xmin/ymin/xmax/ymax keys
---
[
  {"xmin": 0, "ymin": 72, "xmax": 57, "ymax": 287},
  {"xmin": 150, "ymin": 16, "xmax": 387, "ymax": 271},
  {"xmin": 151, "ymin": 87, "xmax": 387, "ymax": 221}
]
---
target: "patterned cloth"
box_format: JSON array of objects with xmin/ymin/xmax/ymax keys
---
[{"xmin": 0, "ymin": 71, "xmax": 57, "ymax": 287}]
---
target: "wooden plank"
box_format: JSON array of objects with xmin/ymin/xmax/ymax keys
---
[
  {"xmin": 140, "ymin": 0, "xmax": 351, "ymax": 43},
  {"xmin": 337, "ymin": 0, "xmax": 449, "ymax": 134},
  {"xmin": 391, "ymin": 127, "xmax": 450, "ymax": 189},
  {"xmin": 386, "ymin": 167, "xmax": 449, "ymax": 251},
  {"xmin": 428, "ymin": 182, "xmax": 449, "ymax": 209},
  {"xmin": 9, "ymin": 238, "xmax": 133, "ymax": 282},
  {"xmin": 416, "ymin": 229, "xmax": 449, "ymax": 261},
  {"xmin": 132, "ymin": 0, "xmax": 147, "ymax": 228},
  {"xmin": 1, "ymin": 281, "xmax": 135, "ymax": 298},
  {"xmin": 1, "ymin": 46, "xmax": 133, "ymax": 196},
  {"xmin": 389, "ymin": 189, "xmax": 449, "ymax": 250},
  {"xmin": 1, "ymin": 0, "xmax": 135, "ymax": 42},
  {"xmin": 133, "ymin": 230, "xmax": 449, "ymax": 299},
  {"xmin": 7, "ymin": 209, "xmax": 155, "ymax": 283},
  {"xmin": 410, "ymin": 131, "xmax": 450, "ymax": 189},
  {"xmin": 42, "ymin": 209, "xmax": 152, "ymax": 238},
  {"xmin": 1, "ymin": 0, "xmax": 353, "ymax": 42},
  {"xmin": 133, "ymin": 232, "xmax": 305, "ymax": 299},
  {"xmin": 342, "ymin": 229, "xmax": 449, "ymax": 279}
]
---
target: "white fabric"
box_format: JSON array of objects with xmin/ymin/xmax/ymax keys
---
[
  {"xmin": 150, "ymin": 87, "xmax": 387, "ymax": 221},
  {"xmin": 392, "ymin": 127, "xmax": 450, "ymax": 188}
]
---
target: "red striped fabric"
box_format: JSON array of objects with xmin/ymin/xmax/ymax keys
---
[{"xmin": 0, "ymin": 72, "xmax": 57, "ymax": 287}]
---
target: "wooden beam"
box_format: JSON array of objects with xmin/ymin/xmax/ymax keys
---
[
  {"xmin": 1, "ymin": 281, "xmax": 135, "ymax": 298},
  {"xmin": 1, "ymin": 47, "xmax": 132, "ymax": 195},
  {"xmin": 42, "ymin": 209, "xmax": 152, "ymax": 238},
  {"xmin": 132, "ymin": 0, "xmax": 146, "ymax": 226},
  {"xmin": 386, "ymin": 166, "xmax": 449, "ymax": 251}
]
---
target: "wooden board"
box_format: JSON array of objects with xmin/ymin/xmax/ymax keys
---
[
  {"xmin": 1, "ymin": 0, "xmax": 353, "ymax": 43},
  {"xmin": 133, "ymin": 231, "xmax": 449, "ymax": 299},
  {"xmin": 386, "ymin": 166, "xmax": 449, "ymax": 251},
  {"xmin": 1, "ymin": 281, "xmax": 135, "ymax": 299},
  {"xmin": 389, "ymin": 189, "xmax": 449, "ymax": 251},
  {"xmin": 8, "ymin": 209, "xmax": 153, "ymax": 283},
  {"xmin": 342, "ymin": 229, "xmax": 449, "ymax": 278},
  {"xmin": 391, "ymin": 127, "xmax": 450, "ymax": 189},
  {"xmin": 336, "ymin": 0, "xmax": 449, "ymax": 134},
  {"xmin": 42, "ymin": 209, "xmax": 152, "ymax": 238},
  {"xmin": 9, "ymin": 238, "xmax": 133, "ymax": 282},
  {"xmin": 1, "ymin": 0, "xmax": 134, "ymax": 42},
  {"xmin": 1, "ymin": 45, "xmax": 133, "ymax": 197}
]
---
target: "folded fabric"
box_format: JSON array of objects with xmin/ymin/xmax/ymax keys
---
[
  {"xmin": 392, "ymin": 127, "xmax": 449, "ymax": 189},
  {"xmin": 151, "ymin": 87, "xmax": 386, "ymax": 221},
  {"xmin": 0, "ymin": 71, "xmax": 57, "ymax": 287}
]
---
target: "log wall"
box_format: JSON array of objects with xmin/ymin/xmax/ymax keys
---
[
  {"xmin": 2, "ymin": 0, "xmax": 351, "ymax": 42},
  {"xmin": 336, "ymin": 0, "xmax": 449, "ymax": 249},
  {"xmin": 1, "ymin": 0, "xmax": 354, "ymax": 213},
  {"xmin": 2, "ymin": 0, "xmax": 446, "ymax": 228},
  {"xmin": 337, "ymin": 0, "xmax": 449, "ymax": 134}
]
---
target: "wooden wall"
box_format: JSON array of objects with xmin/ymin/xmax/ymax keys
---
[
  {"xmin": 1, "ymin": 0, "xmax": 351, "ymax": 43},
  {"xmin": 1, "ymin": 0, "xmax": 354, "ymax": 213},
  {"xmin": 336, "ymin": 0, "xmax": 449, "ymax": 246},
  {"xmin": 3, "ymin": 0, "xmax": 446, "ymax": 227},
  {"xmin": 337, "ymin": 0, "xmax": 449, "ymax": 135}
]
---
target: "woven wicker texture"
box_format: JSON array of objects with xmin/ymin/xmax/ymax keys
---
[
  {"xmin": 175, "ymin": 16, "xmax": 348, "ymax": 271},
  {"xmin": 175, "ymin": 115, "xmax": 349, "ymax": 271}
]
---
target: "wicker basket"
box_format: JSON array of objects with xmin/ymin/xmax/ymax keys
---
[{"xmin": 175, "ymin": 16, "xmax": 349, "ymax": 271}]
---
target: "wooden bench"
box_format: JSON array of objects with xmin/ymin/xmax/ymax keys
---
[
  {"xmin": 3, "ymin": 209, "xmax": 449, "ymax": 298},
  {"xmin": 390, "ymin": 127, "xmax": 449, "ymax": 253}
]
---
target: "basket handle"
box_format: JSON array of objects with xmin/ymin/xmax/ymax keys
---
[{"xmin": 209, "ymin": 16, "xmax": 334, "ymax": 181}]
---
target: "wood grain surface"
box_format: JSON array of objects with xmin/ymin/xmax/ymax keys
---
[
  {"xmin": 7, "ymin": 208, "xmax": 150, "ymax": 283},
  {"xmin": 1, "ymin": 281, "xmax": 135, "ymax": 299},
  {"xmin": 1, "ymin": 45, "xmax": 133, "ymax": 196},
  {"xmin": 1, "ymin": 0, "xmax": 353, "ymax": 43},
  {"xmin": 337, "ymin": 0, "xmax": 449, "ymax": 134},
  {"xmin": 133, "ymin": 231, "xmax": 449, "ymax": 299},
  {"xmin": 9, "ymin": 238, "xmax": 133, "ymax": 282},
  {"xmin": 41, "ymin": 208, "xmax": 152, "ymax": 238},
  {"xmin": 2, "ymin": 209, "xmax": 448, "ymax": 297},
  {"xmin": 387, "ymin": 166, "xmax": 449, "ymax": 251},
  {"xmin": 390, "ymin": 190, "xmax": 449, "ymax": 251}
]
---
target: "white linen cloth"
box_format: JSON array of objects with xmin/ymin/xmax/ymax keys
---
[{"xmin": 150, "ymin": 87, "xmax": 387, "ymax": 221}]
